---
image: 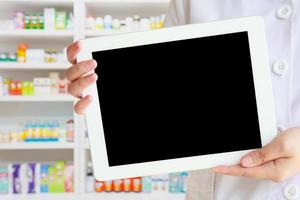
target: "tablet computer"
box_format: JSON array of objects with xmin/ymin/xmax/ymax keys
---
[{"xmin": 78, "ymin": 16, "xmax": 277, "ymax": 181}]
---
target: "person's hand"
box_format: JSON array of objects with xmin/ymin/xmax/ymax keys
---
[
  {"xmin": 65, "ymin": 41, "xmax": 98, "ymax": 114},
  {"xmin": 213, "ymin": 128, "xmax": 300, "ymax": 182}
]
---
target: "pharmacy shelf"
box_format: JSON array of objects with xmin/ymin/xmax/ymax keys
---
[
  {"xmin": 84, "ymin": 0, "xmax": 170, "ymax": 4},
  {"xmin": 0, "ymin": 1, "xmax": 175, "ymax": 200},
  {"xmin": 85, "ymin": 29, "xmax": 134, "ymax": 37},
  {"xmin": 0, "ymin": 142, "xmax": 74, "ymax": 150},
  {"xmin": 0, "ymin": 95, "xmax": 75, "ymax": 102},
  {"xmin": 0, "ymin": 30, "xmax": 74, "ymax": 38},
  {"xmin": 1, "ymin": 193, "xmax": 76, "ymax": 200},
  {"xmin": 0, "ymin": 62, "xmax": 69, "ymax": 70},
  {"xmin": 83, "ymin": 193, "xmax": 185, "ymax": 200},
  {"xmin": 0, "ymin": 0, "xmax": 74, "ymax": 5},
  {"xmin": 0, "ymin": 193, "xmax": 184, "ymax": 200}
]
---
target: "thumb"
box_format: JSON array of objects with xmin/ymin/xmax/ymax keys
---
[{"xmin": 240, "ymin": 141, "xmax": 282, "ymax": 167}]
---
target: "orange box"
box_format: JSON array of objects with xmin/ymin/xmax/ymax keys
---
[
  {"xmin": 113, "ymin": 179, "xmax": 123, "ymax": 192},
  {"xmin": 9, "ymin": 81, "xmax": 22, "ymax": 95},
  {"xmin": 132, "ymin": 177, "xmax": 142, "ymax": 192},
  {"xmin": 95, "ymin": 180, "xmax": 105, "ymax": 192},
  {"xmin": 104, "ymin": 180, "xmax": 113, "ymax": 192},
  {"xmin": 123, "ymin": 178, "xmax": 132, "ymax": 192}
]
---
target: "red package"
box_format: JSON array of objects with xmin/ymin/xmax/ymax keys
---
[
  {"xmin": 113, "ymin": 179, "xmax": 123, "ymax": 192},
  {"xmin": 104, "ymin": 180, "xmax": 113, "ymax": 192},
  {"xmin": 132, "ymin": 177, "xmax": 142, "ymax": 192},
  {"xmin": 123, "ymin": 178, "xmax": 132, "ymax": 192},
  {"xmin": 95, "ymin": 180, "xmax": 105, "ymax": 192},
  {"xmin": 10, "ymin": 81, "xmax": 22, "ymax": 95}
]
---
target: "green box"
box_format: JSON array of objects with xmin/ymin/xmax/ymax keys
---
[
  {"xmin": 48, "ymin": 166, "xmax": 56, "ymax": 193},
  {"xmin": 55, "ymin": 11, "xmax": 67, "ymax": 30},
  {"xmin": 54, "ymin": 161, "xmax": 65, "ymax": 193}
]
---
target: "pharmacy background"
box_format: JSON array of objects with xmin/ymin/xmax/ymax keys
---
[{"xmin": 0, "ymin": 1, "xmax": 188, "ymax": 200}]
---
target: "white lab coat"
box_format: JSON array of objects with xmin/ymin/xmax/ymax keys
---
[{"xmin": 164, "ymin": 0, "xmax": 300, "ymax": 200}]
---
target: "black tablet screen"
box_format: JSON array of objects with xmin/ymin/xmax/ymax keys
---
[{"xmin": 92, "ymin": 31, "xmax": 261, "ymax": 167}]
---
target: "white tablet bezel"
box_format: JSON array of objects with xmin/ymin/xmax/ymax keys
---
[{"xmin": 78, "ymin": 16, "xmax": 277, "ymax": 181}]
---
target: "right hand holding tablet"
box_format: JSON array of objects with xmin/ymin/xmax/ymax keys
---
[{"xmin": 65, "ymin": 41, "xmax": 98, "ymax": 114}]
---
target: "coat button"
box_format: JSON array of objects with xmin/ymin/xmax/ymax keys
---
[
  {"xmin": 277, "ymin": 124, "xmax": 286, "ymax": 134},
  {"xmin": 272, "ymin": 61, "xmax": 289, "ymax": 77},
  {"xmin": 277, "ymin": 4, "xmax": 292, "ymax": 20},
  {"xmin": 284, "ymin": 184, "xmax": 299, "ymax": 200}
]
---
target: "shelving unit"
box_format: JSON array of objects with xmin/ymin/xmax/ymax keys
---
[
  {"xmin": 0, "ymin": 62, "xmax": 68, "ymax": 70},
  {"xmin": 0, "ymin": 0, "xmax": 78, "ymax": 198},
  {"xmin": 0, "ymin": 95, "xmax": 75, "ymax": 102},
  {"xmin": 0, "ymin": 142, "xmax": 74, "ymax": 150},
  {"xmin": 83, "ymin": 193, "xmax": 186, "ymax": 200},
  {"xmin": 84, "ymin": 0, "xmax": 170, "ymax": 3},
  {"xmin": 0, "ymin": 1, "xmax": 182, "ymax": 200},
  {"xmin": 0, "ymin": 30, "xmax": 74, "ymax": 38},
  {"xmin": 84, "ymin": 29, "xmax": 133, "ymax": 37},
  {"xmin": 1, "ymin": 194, "xmax": 76, "ymax": 200},
  {"xmin": 1, "ymin": 193, "xmax": 185, "ymax": 200},
  {"xmin": 0, "ymin": 0, "xmax": 74, "ymax": 3}
]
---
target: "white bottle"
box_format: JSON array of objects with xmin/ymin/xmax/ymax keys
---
[
  {"xmin": 44, "ymin": 8, "xmax": 55, "ymax": 30},
  {"xmin": 133, "ymin": 15, "xmax": 140, "ymax": 31},
  {"xmin": 49, "ymin": 72, "xmax": 60, "ymax": 95},
  {"xmin": 86, "ymin": 162, "xmax": 94, "ymax": 193},
  {"xmin": 140, "ymin": 18, "xmax": 150, "ymax": 31},
  {"xmin": 67, "ymin": 12, "xmax": 74, "ymax": 30},
  {"xmin": 104, "ymin": 15, "xmax": 112, "ymax": 30},
  {"xmin": 95, "ymin": 17, "xmax": 104, "ymax": 30},
  {"xmin": 86, "ymin": 15, "xmax": 95, "ymax": 30},
  {"xmin": 125, "ymin": 17, "xmax": 134, "ymax": 31},
  {"xmin": 112, "ymin": 19, "xmax": 120, "ymax": 30}
]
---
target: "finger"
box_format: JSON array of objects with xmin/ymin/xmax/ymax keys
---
[
  {"xmin": 213, "ymin": 161, "xmax": 279, "ymax": 180},
  {"xmin": 240, "ymin": 139, "xmax": 285, "ymax": 167},
  {"xmin": 67, "ymin": 40, "xmax": 82, "ymax": 64},
  {"xmin": 74, "ymin": 95, "xmax": 93, "ymax": 115},
  {"xmin": 68, "ymin": 73, "xmax": 98, "ymax": 98},
  {"xmin": 65, "ymin": 60, "xmax": 97, "ymax": 82}
]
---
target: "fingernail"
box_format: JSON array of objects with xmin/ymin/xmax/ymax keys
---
[
  {"xmin": 76, "ymin": 40, "xmax": 82, "ymax": 49},
  {"xmin": 75, "ymin": 41, "xmax": 81, "ymax": 50},
  {"xmin": 241, "ymin": 156, "xmax": 252, "ymax": 167}
]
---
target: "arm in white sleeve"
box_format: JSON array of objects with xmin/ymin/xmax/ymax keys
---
[{"xmin": 164, "ymin": 0, "xmax": 190, "ymax": 27}]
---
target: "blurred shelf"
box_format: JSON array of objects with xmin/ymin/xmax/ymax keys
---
[
  {"xmin": 83, "ymin": 193, "xmax": 185, "ymax": 200},
  {"xmin": 85, "ymin": 29, "xmax": 134, "ymax": 37},
  {"xmin": 0, "ymin": 193, "xmax": 184, "ymax": 200},
  {"xmin": 0, "ymin": 30, "xmax": 74, "ymax": 38},
  {"xmin": 0, "ymin": 1, "xmax": 174, "ymax": 200},
  {"xmin": 84, "ymin": 0, "xmax": 170, "ymax": 4},
  {"xmin": 0, "ymin": 142, "xmax": 74, "ymax": 150},
  {"xmin": 0, "ymin": 62, "xmax": 68, "ymax": 70},
  {"xmin": 84, "ymin": 0, "xmax": 169, "ymax": 16},
  {"xmin": 0, "ymin": 95, "xmax": 75, "ymax": 102},
  {"xmin": 0, "ymin": 194, "xmax": 76, "ymax": 200},
  {"xmin": 0, "ymin": 0, "xmax": 74, "ymax": 5}
]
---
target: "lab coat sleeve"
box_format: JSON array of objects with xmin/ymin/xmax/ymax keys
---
[
  {"xmin": 185, "ymin": 169, "xmax": 215, "ymax": 200},
  {"xmin": 164, "ymin": 0, "xmax": 190, "ymax": 27}
]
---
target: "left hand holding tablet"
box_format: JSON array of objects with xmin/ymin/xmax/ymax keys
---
[
  {"xmin": 214, "ymin": 128, "xmax": 300, "ymax": 182},
  {"xmin": 65, "ymin": 41, "xmax": 98, "ymax": 115}
]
